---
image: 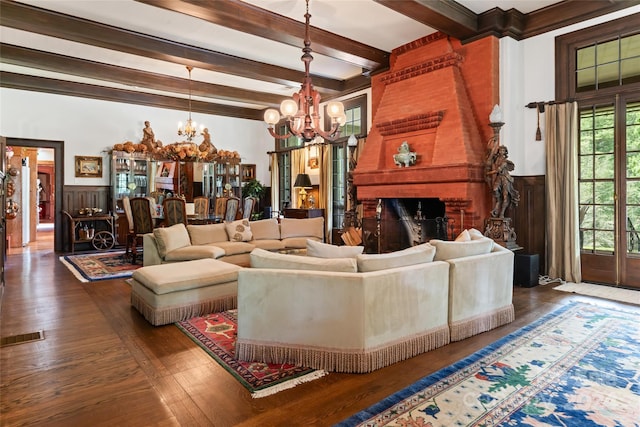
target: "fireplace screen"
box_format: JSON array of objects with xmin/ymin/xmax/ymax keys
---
[{"xmin": 361, "ymin": 198, "xmax": 452, "ymax": 254}]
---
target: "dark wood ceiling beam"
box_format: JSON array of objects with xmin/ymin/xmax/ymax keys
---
[
  {"xmin": 134, "ymin": 0, "xmax": 389, "ymax": 73},
  {"xmin": 375, "ymin": 0, "xmax": 639, "ymax": 44},
  {"xmin": 0, "ymin": 44, "xmax": 286, "ymax": 107},
  {"xmin": 521, "ymin": 0, "xmax": 640, "ymax": 39},
  {"xmin": 0, "ymin": 72, "xmax": 264, "ymax": 121},
  {"xmin": 375, "ymin": 0, "xmax": 478, "ymax": 42},
  {"xmin": 0, "ymin": 0, "xmax": 344, "ymax": 93}
]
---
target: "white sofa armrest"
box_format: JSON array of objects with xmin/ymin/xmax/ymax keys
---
[
  {"xmin": 142, "ymin": 233, "xmax": 163, "ymax": 266},
  {"xmin": 446, "ymin": 244, "xmax": 514, "ymax": 340}
]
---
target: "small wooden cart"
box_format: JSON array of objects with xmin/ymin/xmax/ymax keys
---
[{"xmin": 62, "ymin": 210, "xmax": 116, "ymax": 253}]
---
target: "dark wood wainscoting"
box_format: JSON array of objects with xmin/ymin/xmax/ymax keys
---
[
  {"xmin": 61, "ymin": 185, "xmax": 111, "ymax": 253},
  {"xmin": 511, "ymin": 176, "xmax": 546, "ymax": 274}
]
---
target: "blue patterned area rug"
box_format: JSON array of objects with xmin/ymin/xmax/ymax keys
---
[
  {"xmin": 337, "ymin": 302, "xmax": 640, "ymax": 427},
  {"xmin": 59, "ymin": 251, "xmax": 140, "ymax": 282}
]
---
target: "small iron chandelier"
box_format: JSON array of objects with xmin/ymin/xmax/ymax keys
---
[
  {"xmin": 177, "ymin": 66, "xmax": 202, "ymax": 141},
  {"xmin": 263, "ymin": 0, "xmax": 346, "ymax": 143}
]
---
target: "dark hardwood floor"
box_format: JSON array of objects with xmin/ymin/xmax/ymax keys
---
[{"xmin": 1, "ymin": 241, "xmax": 638, "ymax": 426}]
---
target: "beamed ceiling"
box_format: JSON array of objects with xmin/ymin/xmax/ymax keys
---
[{"xmin": 1, "ymin": 0, "xmax": 638, "ymax": 121}]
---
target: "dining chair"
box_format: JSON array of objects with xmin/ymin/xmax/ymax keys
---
[
  {"xmin": 214, "ymin": 197, "xmax": 228, "ymax": 219},
  {"xmin": 224, "ymin": 197, "xmax": 240, "ymax": 222},
  {"xmin": 242, "ymin": 197, "xmax": 256, "ymax": 220},
  {"xmin": 194, "ymin": 196, "xmax": 209, "ymax": 217},
  {"xmin": 163, "ymin": 197, "xmax": 188, "ymax": 227},
  {"xmin": 129, "ymin": 197, "xmax": 155, "ymax": 264}
]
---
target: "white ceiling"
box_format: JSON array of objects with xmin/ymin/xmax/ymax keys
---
[{"xmin": 0, "ymin": 0, "xmax": 611, "ymax": 115}]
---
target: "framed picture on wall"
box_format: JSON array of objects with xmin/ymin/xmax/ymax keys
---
[
  {"xmin": 241, "ymin": 164, "xmax": 256, "ymax": 182},
  {"xmin": 75, "ymin": 156, "xmax": 103, "ymax": 178}
]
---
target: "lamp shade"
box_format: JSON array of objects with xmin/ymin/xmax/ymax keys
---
[{"xmin": 294, "ymin": 173, "xmax": 312, "ymax": 188}]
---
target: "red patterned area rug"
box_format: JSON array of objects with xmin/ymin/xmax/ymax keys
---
[
  {"xmin": 59, "ymin": 251, "xmax": 140, "ymax": 283},
  {"xmin": 176, "ymin": 309, "xmax": 327, "ymax": 398}
]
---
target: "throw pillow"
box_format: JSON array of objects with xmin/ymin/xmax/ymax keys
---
[
  {"xmin": 306, "ymin": 239, "xmax": 364, "ymax": 258},
  {"xmin": 280, "ymin": 217, "xmax": 324, "ymax": 239},
  {"xmin": 187, "ymin": 223, "xmax": 228, "ymax": 245},
  {"xmin": 153, "ymin": 223, "xmax": 191, "ymax": 258},
  {"xmin": 455, "ymin": 229, "xmax": 471, "ymax": 241},
  {"xmin": 356, "ymin": 243, "xmax": 435, "ymax": 272},
  {"xmin": 224, "ymin": 219, "xmax": 252, "ymax": 242},
  {"xmin": 430, "ymin": 237, "xmax": 494, "ymax": 261},
  {"xmin": 250, "ymin": 248, "xmax": 357, "ymax": 272},
  {"xmin": 468, "ymin": 228, "xmax": 485, "ymax": 240},
  {"xmin": 249, "ymin": 218, "xmax": 281, "ymax": 240}
]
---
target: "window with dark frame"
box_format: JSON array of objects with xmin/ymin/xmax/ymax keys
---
[
  {"xmin": 272, "ymin": 94, "xmax": 368, "ymax": 229},
  {"xmin": 556, "ymin": 13, "xmax": 640, "ymax": 285}
]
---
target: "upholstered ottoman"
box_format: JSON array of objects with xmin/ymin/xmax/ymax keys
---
[{"xmin": 130, "ymin": 258, "xmax": 241, "ymax": 326}]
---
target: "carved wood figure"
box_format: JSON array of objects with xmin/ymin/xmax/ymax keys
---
[{"xmin": 486, "ymin": 143, "xmax": 520, "ymax": 218}]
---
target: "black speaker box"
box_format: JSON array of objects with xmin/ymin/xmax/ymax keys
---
[{"xmin": 514, "ymin": 253, "xmax": 539, "ymax": 287}]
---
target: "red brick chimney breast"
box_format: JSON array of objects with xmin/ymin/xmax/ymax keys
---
[{"xmin": 354, "ymin": 34, "xmax": 499, "ymax": 233}]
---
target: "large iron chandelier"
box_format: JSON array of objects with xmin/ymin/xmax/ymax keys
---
[
  {"xmin": 177, "ymin": 66, "xmax": 201, "ymax": 141},
  {"xmin": 263, "ymin": 0, "xmax": 346, "ymax": 143}
]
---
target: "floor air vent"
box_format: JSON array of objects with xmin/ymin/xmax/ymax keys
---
[{"xmin": 1, "ymin": 330, "xmax": 45, "ymax": 347}]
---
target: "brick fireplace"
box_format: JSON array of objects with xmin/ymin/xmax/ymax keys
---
[{"xmin": 353, "ymin": 33, "xmax": 499, "ymax": 238}]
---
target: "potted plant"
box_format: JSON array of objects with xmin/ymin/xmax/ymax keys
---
[{"xmin": 242, "ymin": 178, "xmax": 266, "ymax": 219}]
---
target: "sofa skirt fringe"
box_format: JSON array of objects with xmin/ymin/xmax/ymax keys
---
[
  {"xmin": 236, "ymin": 325, "xmax": 450, "ymax": 373},
  {"xmin": 131, "ymin": 293, "xmax": 237, "ymax": 326},
  {"xmin": 449, "ymin": 304, "xmax": 515, "ymax": 342}
]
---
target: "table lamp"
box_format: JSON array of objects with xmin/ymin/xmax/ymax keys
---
[{"xmin": 294, "ymin": 173, "xmax": 312, "ymax": 208}]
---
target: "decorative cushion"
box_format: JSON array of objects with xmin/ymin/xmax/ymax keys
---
[
  {"xmin": 249, "ymin": 218, "xmax": 281, "ymax": 240},
  {"xmin": 187, "ymin": 223, "xmax": 228, "ymax": 245},
  {"xmin": 225, "ymin": 219, "xmax": 253, "ymax": 242},
  {"xmin": 280, "ymin": 217, "xmax": 324, "ymax": 240},
  {"xmin": 153, "ymin": 223, "xmax": 191, "ymax": 258},
  {"xmin": 306, "ymin": 239, "xmax": 364, "ymax": 258},
  {"xmin": 250, "ymin": 239, "xmax": 286, "ymax": 251},
  {"xmin": 208, "ymin": 241, "xmax": 255, "ymax": 256},
  {"xmin": 430, "ymin": 237, "xmax": 495, "ymax": 261},
  {"xmin": 356, "ymin": 243, "xmax": 435, "ymax": 272},
  {"xmin": 164, "ymin": 245, "xmax": 225, "ymax": 261},
  {"xmin": 455, "ymin": 229, "xmax": 471, "ymax": 241},
  {"xmin": 468, "ymin": 228, "xmax": 485, "ymax": 240},
  {"xmin": 250, "ymin": 248, "xmax": 357, "ymax": 272}
]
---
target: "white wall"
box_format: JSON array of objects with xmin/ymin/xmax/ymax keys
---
[
  {"xmin": 0, "ymin": 88, "xmax": 274, "ymax": 186},
  {"xmin": 501, "ymin": 5, "xmax": 640, "ymax": 176}
]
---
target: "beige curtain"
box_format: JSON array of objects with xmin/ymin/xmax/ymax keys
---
[
  {"xmin": 269, "ymin": 153, "xmax": 279, "ymax": 216},
  {"xmin": 291, "ymin": 149, "xmax": 305, "ymax": 208},
  {"xmin": 545, "ymin": 102, "xmax": 581, "ymax": 283},
  {"xmin": 353, "ymin": 137, "xmax": 365, "ymax": 219},
  {"xmin": 318, "ymin": 144, "xmax": 332, "ymax": 238}
]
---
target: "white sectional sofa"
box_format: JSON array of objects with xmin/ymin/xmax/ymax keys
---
[
  {"xmin": 131, "ymin": 226, "xmax": 515, "ymax": 372},
  {"xmin": 234, "ymin": 231, "xmax": 515, "ymax": 373},
  {"xmin": 235, "ymin": 244, "xmax": 451, "ymax": 373},
  {"xmin": 142, "ymin": 216, "xmax": 325, "ymax": 266}
]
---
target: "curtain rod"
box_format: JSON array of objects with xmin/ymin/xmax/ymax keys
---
[
  {"xmin": 266, "ymin": 141, "xmax": 333, "ymax": 155},
  {"xmin": 525, "ymin": 98, "xmax": 576, "ymax": 109}
]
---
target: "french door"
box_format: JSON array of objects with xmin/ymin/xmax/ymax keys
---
[{"xmin": 579, "ymin": 96, "xmax": 640, "ymax": 288}]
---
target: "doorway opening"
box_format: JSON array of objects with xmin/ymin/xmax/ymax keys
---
[{"xmin": 5, "ymin": 138, "xmax": 64, "ymax": 253}]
